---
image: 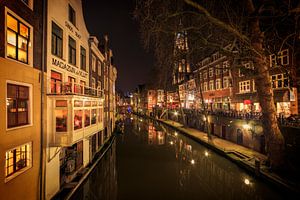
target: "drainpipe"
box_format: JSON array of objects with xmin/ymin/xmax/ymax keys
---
[{"xmin": 40, "ymin": 0, "xmax": 47, "ymax": 199}]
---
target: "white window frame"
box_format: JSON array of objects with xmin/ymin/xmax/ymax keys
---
[
  {"xmin": 5, "ymin": 142, "xmax": 32, "ymax": 182},
  {"xmin": 5, "ymin": 8, "xmax": 34, "ymax": 67},
  {"xmin": 239, "ymin": 80, "xmax": 251, "ymax": 93},
  {"xmin": 203, "ymin": 82, "xmax": 208, "ymax": 91},
  {"xmin": 203, "ymin": 70, "xmax": 207, "ymax": 79},
  {"xmin": 223, "ymin": 61, "xmax": 229, "ymax": 73},
  {"xmin": 215, "ymin": 65, "xmax": 220, "ymax": 75},
  {"xmin": 209, "ymin": 68, "xmax": 214, "ymax": 77},
  {"xmin": 216, "ymin": 79, "xmax": 221, "ymax": 90},
  {"xmin": 223, "ymin": 77, "xmax": 229, "ymax": 88},
  {"xmin": 6, "ymin": 80, "xmax": 33, "ymax": 131},
  {"xmin": 209, "ymin": 80, "xmax": 214, "ymax": 91},
  {"xmin": 271, "ymin": 73, "xmax": 289, "ymax": 89}
]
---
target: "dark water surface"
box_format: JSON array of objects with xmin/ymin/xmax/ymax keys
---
[{"xmin": 71, "ymin": 116, "xmax": 289, "ymax": 200}]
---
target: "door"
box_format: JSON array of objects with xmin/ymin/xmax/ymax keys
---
[{"xmin": 237, "ymin": 129, "xmax": 243, "ymax": 145}]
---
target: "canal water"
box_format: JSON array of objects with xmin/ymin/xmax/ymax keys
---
[{"xmin": 70, "ymin": 116, "xmax": 288, "ymax": 200}]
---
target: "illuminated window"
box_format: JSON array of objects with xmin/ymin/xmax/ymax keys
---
[
  {"xmin": 6, "ymin": 13, "xmax": 30, "ymax": 63},
  {"xmin": 55, "ymin": 110, "xmax": 67, "ymax": 132},
  {"xmin": 68, "ymin": 36, "xmax": 76, "ymax": 65},
  {"xmin": 84, "ymin": 109, "xmax": 90, "ymax": 127},
  {"xmin": 209, "ymin": 68, "xmax": 214, "ymax": 77},
  {"xmin": 51, "ymin": 22, "xmax": 63, "ymax": 58},
  {"xmin": 80, "ymin": 46, "xmax": 86, "ymax": 71},
  {"xmin": 216, "ymin": 79, "xmax": 221, "ymax": 90},
  {"xmin": 91, "ymin": 109, "xmax": 97, "ymax": 125},
  {"xmin": 270, "ymin": 49, "xmax": 289, "ymax": 67},
  {"xmin": 51, "ymin": 71, "xmax": 62, "ymax": 94},
  {"xmin": 271, "ymin": 74, "xmax": 289, "ymax": 89},
  {"xmin": 5, "ymin": 142, "xmax": 32, "ymax": 179},
  {"xmin": 223, "ymin": 61, "xmax": 229, "ymax": 73},
  {"xmin": 223, "ymin": 77, "xmax": 229, "ymax": 88},
  {"xmin": 7, "ymin": 83, "xmax": 30, "ymax": 128},
  {"xmin": 68, "ymin": 5, "xmax": 76, "ymax": 26},
  {"xmin": 74, "ymin": 110, "xmax": 83, "ymax": 130},
  {"xmin": 92, "ymin": 54, "xmax": 96, "ymax": 72},
  {"xmin": 239, "ymin": 80, "xmax": 251, "ymax": 93},
  {"xmin": 209, "ymin": 80, "xmax": 214, "ymax": 90},
  {"xmin": 203, "ymin": 82, "xmax": 208, "ymax": 91}
]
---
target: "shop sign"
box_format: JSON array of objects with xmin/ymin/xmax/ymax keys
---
[
  {"xmin": 65, "ymin": 21, "xmax": 81, "ymax": 39},
  {"xmin": 52, "ymin": 57, "xmax": 88, "ymax": 78},
  {"xmin": 244, "ymin": 99, "xmax": 251, "ymax": 104}
]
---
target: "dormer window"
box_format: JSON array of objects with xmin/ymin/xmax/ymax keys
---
[{"xmin": 69, "ymin": 5, "xmax": 76, "ymax": 26}]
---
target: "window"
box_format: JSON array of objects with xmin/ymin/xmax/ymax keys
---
[
  {"xmin": 91, "ymin": 109, "xmax": 97, "ymax": 125},
  {"xmin": 203, "ymin": 82, "xmax": 208, "ymax": 91},
  {"xmin": 80, "ymin": 46, "xmax": 86, "ymax": 71},
  {"xmin": 209, "ymin": 80, "xmax": 214, "ymax": 91},
  {"xmin": 7, "ymin": 83, "xmax": 30, "ymax": 128},
  {"xmin": 92, "ymin": 54, "xmax": 96, "ymax": 72},
  {"xmin": 84, "ymin": 110, "xmax": 90, "ymax": 127},
  {"xmin": 98, "ymin": 61, "xmax": 102, "ymax": 76},
  {"xmin": 74, "ymin": 110, "xmax": 83, "ymax": 130},
  {"xmin": 223, "ymin": 61, "xmax": 229, "ymax": 73},
  {"xmin": 55, "ymin": 110, "xmax": 67, "ymax": 132},
  {"xmin": 51, "ymin": 71, "xmax": 62, "ymax": 94},
  {"xmin": 209, "ymin": 68, "xmax": 214, "ymax": 77},
  {"xmin": 239, "ymin": 62, "xmax": 253, "ymax": 77},
  {"xmin": 68, "ymin": 36, "xmax": 76, "ymax": 65},
  {"xmin": 68, "ymin": 5, "xmax": 76, "ymax": 26},
  {"xmin": 223, "ymin": 77, "xmax": 229, "ymax": 88},
  {"xmin": 51, "ymin": 22, "xmax": 63, "ymax": 58},
  {"xmin": 199, "ymin": 72, "xmax": 202, "ymax": 80},
  {"xmin": 253, "ymin": 80, "xmax": 257, "ymax": 92},
  {"xmin": 270, "ymin": 49, "xmax": 289, "ymax": 67},
  {"xmin": 239, "ymin": 80, "xmax": 251, "ymax": 93},
  {"xmin": 92, "ymin": 78, "xmax": 96, "ymax": 90},
  {"xmin": 216, "ymin": 79, "xmax": 221, "ymax": 90},
  {"xmin": 6, "ymin": 13, "xmax": 30, "ymax": 63},
  {"xmin": 215, "ymin": 65, "xmax": 220, "ymax": 75},
  {"xmin": 203, "ymin": 70, "xmax": 207, "ymax": 79},
  {"xmin": 271, "ymin": 74, "xmax": 289, "ymax": 89},
  {"xmin": 5, "ymin": 142, "xmax": 32, "ymax": 179}
]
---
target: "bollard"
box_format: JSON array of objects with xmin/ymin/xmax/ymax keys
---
[{"xmin": 255, "ymin": 158, "xmax": 260, "ymax": 176}]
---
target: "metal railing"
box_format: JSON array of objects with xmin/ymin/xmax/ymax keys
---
[{"xmin": 48, "ymin": 81, "xmax": 103, "ymax": 98}]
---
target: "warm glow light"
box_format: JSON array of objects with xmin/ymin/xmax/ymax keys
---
[
  {"xmin": 191, "ymin": 159, "xmax": 195, "ymax": 165},
  {"xmin": 174, "ymin": 132, "xmax": 178, "ymax": 136},
  {"xmin": 174, "ymin": 111, "xmax": 178, "ymax": 116},
  {"xmin": 140, "ymin": 119, "xmax": 143, "ymax": 122},
  {"xmin": 243, "ymin": 124, "xmax": 250, "ymax": 130},
  {"xmin": 205, "ymin": 151, "xmax": 209, "ymax": 157},
  {"xmin": 130, "ymin": 117, "xmax": 133, "ymax": 120},
  {"xmin": 170, "ymin": 141, "xmax": 174, "ymax": 145},
  {"xmin": 244, "ymin": 178, "xmax": 250, "ymax": 185},
  {"xmin": 203, "ymin": 116, "xmax": 207, "ymax": 121}
]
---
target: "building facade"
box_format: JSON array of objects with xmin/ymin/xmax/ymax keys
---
[{"xmin": 0, "ymin": 0, "xmax": 44, "ymax": 199}]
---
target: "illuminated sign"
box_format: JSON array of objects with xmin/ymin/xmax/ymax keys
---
[{"xmin": 52, "ymin": 57, "xmax": 88, "ymax": 78}]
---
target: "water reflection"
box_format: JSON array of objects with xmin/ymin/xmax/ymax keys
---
[
  {"xmin": 70, "ymin": 142, "xmax": 117, "ymax": 200},
  {"xmin": 71, "ymin": 116, "xmax": 286, "ymax": 200}
]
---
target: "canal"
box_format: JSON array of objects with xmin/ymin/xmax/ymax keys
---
[{"xmin": 70, "ymin": 115, "xmax": 287, "ymax": 200}]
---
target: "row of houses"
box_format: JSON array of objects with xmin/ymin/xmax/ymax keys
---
[{"xmin": 0, "ymin": 0, "xmax": 117, "ymax": 199}]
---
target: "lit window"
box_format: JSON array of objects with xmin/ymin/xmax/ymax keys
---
[
  {"xmin": 6, "ymin": 13, "xmax": 30, "ymax": 63},
  {"xmin": 5, "ymin": 142, "xmax": 32, "ymax": 179},
  {"xmin": 279, "ymin": 49, "xmax": 289, "ymax": 66},
  {"xmin": 55, "ymin": 110, "xmax": 67, "ymax": 132},
  {"xmin": 203, "ymin": 82, "xmax": 208, "ymax": 91},
  {"xmin": 68, "ymin": 36, "xmax": 76, "ymax": 65},
  {"xmin": 216, "ymin": 79, "xmax": 221, "ymax": 90},
  {"xmin": 84, "ymin": 110, "xmax": 90, "ymax": 127},
  {"xmin": 223, "ymin": 77, "xmax": 229, "ymax": 88},
  {"xmin": 7, "ymin": 83, "xmax": 30, "ymax": 128},
  {"xmin": 74, "ymin": 110, "xmax": 82, "ymax": 130},
  {"xmin": 92, "ymin": 54, "xmax": 96, "ymax": 72},
  {"xmin": 209, "ymin": 80, "xmax": 214, "ymax": 90},
  {"xmin": 51, "ymin": 22, "xmax": 63, "ymax": 58},
  {"xmin": 91, "ymin": 109, "xmax": 97, "ymax": 125},
  {"xmin": 239, "ymin": 80, "xmax": 251, "ymax": 93},
  {"xmin": 51, "ymin": 71, "xmax": 62, "ymax": 94},
  {"xmin": 271, "ymin": 74, "xmax": 289, "ymax": 89},
  {"xmin": 80, "ymin": 46, "xmax": 86, "ymax": 71},
  {"xmin": 209, "ymin": 68, "xmax": 214, "ymax": 77},
  {"xmin": 223, "ymin": 61, "xmax": 229, "ymax": 73},
  {"xmin": 68, "ymin": 5, "xmax": 76, "ymax": 26}
]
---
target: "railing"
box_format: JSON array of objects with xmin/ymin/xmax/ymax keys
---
[{"xmin": 48, "ymin": 81, "xmax": 103, "ymax": 98}]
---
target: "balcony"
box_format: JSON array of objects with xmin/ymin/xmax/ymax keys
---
[{"xmin": 47, "ymin": 82, "xmax": 104, "ymax": 147}]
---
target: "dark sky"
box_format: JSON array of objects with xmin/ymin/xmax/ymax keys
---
[{"xmin": 82, "ymin": 0, "xmax": 154, "ymax": 93}]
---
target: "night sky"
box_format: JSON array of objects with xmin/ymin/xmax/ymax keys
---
[{"xmin": 82, "ymin": 0, "xmax": 154, "ymax": 93}]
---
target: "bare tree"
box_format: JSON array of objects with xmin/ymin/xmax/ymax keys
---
[{"xmin": 134, "ymin": 0, "xmax": 299, "ymax": 170}]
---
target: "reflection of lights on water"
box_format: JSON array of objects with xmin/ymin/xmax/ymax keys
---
[
  {"xmin": 191, "ymin": 159, "xmax": 195, "ymax": 165},
  {"xmin": 244, "ymin": 178, "xmax": 250, "ymax": 185},
  {"xmin": 170, "ymin": 141, "xmax": 174, "ymax": 145},
  {"xmin": 205, "ymin": 151, "xmax": 209, "ymax": 157}
]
